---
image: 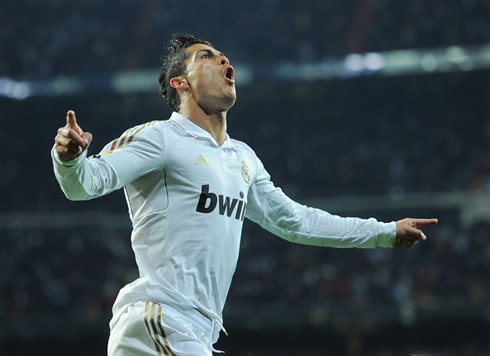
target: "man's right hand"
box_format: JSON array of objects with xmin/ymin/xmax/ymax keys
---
[{"xmin": 54, "ymin": 110, "xmax": 93, "ymax": 162}]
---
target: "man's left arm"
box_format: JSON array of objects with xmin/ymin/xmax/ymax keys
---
[{"xmin": 245, "ymin": 155, "xmax": 437, "ymax": 248}]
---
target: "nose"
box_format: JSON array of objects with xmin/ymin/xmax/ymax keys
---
[{"xmin": 220, "ymin": 56, "xmax": 229, "ymax": 66}]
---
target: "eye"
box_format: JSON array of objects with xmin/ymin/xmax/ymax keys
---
[{"xmin": 201, "ymin": 54, "xmax": 210, "ymax": 59}]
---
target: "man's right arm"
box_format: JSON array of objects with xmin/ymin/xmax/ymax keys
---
[{"xmin": 52, "ymin": 110, "xmax": 164, "ymax": 201}]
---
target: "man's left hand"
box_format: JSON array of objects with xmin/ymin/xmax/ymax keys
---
[{"xmin": 395, "ymin": 218, "xmax": 438, "ymax": 248}]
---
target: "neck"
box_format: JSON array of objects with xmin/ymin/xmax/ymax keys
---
[{"xmin": 179, "ymin": 101, "xmax": 228, "ymax": 146}]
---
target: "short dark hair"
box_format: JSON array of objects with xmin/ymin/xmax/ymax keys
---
[{"xmin": 159, "ymin": 33, "xmax": 212, "ymax": 112}]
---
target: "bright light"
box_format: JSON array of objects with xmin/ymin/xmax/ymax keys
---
[
  {"xmin": 446, "ymin": 46, "xmax": 467, "ymax": 63},
  {"xmin": 364, "ymin": 53, "xmax": 385, "ymax": 71},
  {"xmin": 345, "ymin": 54, "xmax": 364, "ymax": 72},
  {"xmin": 421, "ymin": 54, "xmax": 438, "ymax": 72},
  {"xmin": 0, "ymin": 78, "xmax": 31, "ymax": 100}
]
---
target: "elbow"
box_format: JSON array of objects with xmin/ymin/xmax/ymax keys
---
[{"xmin": 62, "ymin": 190, "xmax": 91, "ymax": 201}]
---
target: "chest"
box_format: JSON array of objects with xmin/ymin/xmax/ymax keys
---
[{"xmin": 164, "ymin": 137, "xmax": 253, "ymax": 199}]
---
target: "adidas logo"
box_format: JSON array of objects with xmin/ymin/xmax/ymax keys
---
[{"xmin": 194, "ymin": 154, "xmax": 209, "ymax": 167}]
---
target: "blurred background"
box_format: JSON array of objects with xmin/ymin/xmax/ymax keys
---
[{"xmin": 1, "ymin": 1, "xmax": 490, "ymax": 355}]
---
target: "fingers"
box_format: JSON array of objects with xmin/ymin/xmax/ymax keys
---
[
  {"xmin": 82, "ymin": 132, "xmax": 93, "ymax": 147},
  {"xmin": 55, "ymin": 134, "xmax": 83, "ymax": 154},
  {"xmin": 66, "ymin": 110, "xmax": 78, "ymax": 130},
  {"xmin": 407, "ymin": 226, "xmax": 426, "ymax": 241},
  {"xmin": 401, "ymin": 239, "xmax": 417, "ymax": 248},
  {"xmin": 394, "ymin": 217, "xmax": 437, "ymax": 249},
  {"xmin": 395, "ymin": 220, "xmax": 430, "ymax": 248},
  {"xmin": 54, "ymin": 143, "xmax": 82, "ymax": 160},
  {"xmin": 54, "ymin": 110, "xmax": 91, "ymax": 162},
  {"xmin": 395, "ymin": 235, "xmax": 421, "ymax": 248},
  {"xmin": 411, "ymin": 218, "xmax": 438, "ymax": 227},
  {"xmin": 57, "ymin": 126, "xmax": 85, "ymax": 146}
]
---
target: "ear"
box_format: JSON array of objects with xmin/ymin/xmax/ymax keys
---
[{"xmin": 170, "ymin": 76, "xmax": 189, "ymax": 90}]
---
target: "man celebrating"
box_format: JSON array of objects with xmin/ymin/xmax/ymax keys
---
[{"xmin": 52, "ymin": 34, "xmax": 437, "ymax": 355}]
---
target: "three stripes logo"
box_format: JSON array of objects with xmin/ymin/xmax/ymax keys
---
[
  {"xmin": 143, "ymin": 301, "xmax": 176, "ymax": 356},
  {"xmin": 109, "ymin": 121, "xmax": 158, "ymax": 151}
]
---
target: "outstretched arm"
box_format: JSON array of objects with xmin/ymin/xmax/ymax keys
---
[
  {"xmin": 51, "ymin": 110, "xmax": 164, "ymax": 201},
  {"xmin": 246, "ymin": 151, "xmax": 438, "ymax": 249}
]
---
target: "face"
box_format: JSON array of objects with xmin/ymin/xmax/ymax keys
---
[{"xmin": 178, "ymin": 43, "xmax": 236, "ymax": 114}]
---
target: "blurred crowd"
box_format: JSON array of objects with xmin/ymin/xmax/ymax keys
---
[
  {"xmin": 1, "ymin": 212, "xmax": 489, "ymax": 354},
  {"xmin": 0, "ymin": 224, "xmax": 133, "ymax": 324},
  {"xmin": 2, "ymin": 0, "xmax": 490, "ymax": 78},
  {"xmin": 232, "ymin": 215, "xmax": 490, "ymax": 307},
  {"xmin": 2, "ymin": 216, "xmax": 489, "ymax": 325},
  {"xmin": 232, "ymin": 72, "xmax": 490, "ymax": 200},
  {"xmin": 2, "ymin": 0, "xmax": 490, "ymax": 354}
]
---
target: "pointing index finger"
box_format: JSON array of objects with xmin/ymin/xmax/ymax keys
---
[
  {"xmin": 413, "ymin": 218, "xmax": 438, "ymax": 227},
  {"xmin": 66, "ymin": 110, "xmax": 77, "ymax": 128}
]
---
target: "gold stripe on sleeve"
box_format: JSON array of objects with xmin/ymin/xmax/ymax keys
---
[
  {"xmin": 110, "ymin": 127, "xmax": 131, "ymax": 151},
  {"xmin": 126, "ymin": 122, "xmax": 150, "ymax": 145},
  {"xmin": 110, "ymin": 121, "xmax": 158, "ymax": 151},
  {"xmin": 117, "ymin": 126, "xmax": 139, "ymax": 150},
  {"xmin": 157, "ymin": 305, "xmax": 176, "ymax": 356},
  {"xmin": 144, "ymin": 301, "xmax": 163, "ymax": 356},
  {"xmin": 116, "ymin": 135, "xmax": 128, "ymax": 150},
  {"xmin": 150, "ymin": 302, "xmax": 169, "ymax": 356},
  {"xmin": 109, "ymin": 138, "xmax": 118, "ymax": 151}
]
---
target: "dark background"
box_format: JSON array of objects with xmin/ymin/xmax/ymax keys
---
[{"xmin": 1, "ymin": 1, "xmax": 490, "ymax": 355}]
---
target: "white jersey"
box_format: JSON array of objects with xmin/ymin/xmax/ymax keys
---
[{"xmin": 52, "ymin": 112, "xmax": 396, "ymax": 342}]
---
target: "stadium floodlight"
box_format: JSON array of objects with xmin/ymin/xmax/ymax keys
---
[{"xmin": 2, "ymin": 43, "xmax": 490, "ymax": 99}]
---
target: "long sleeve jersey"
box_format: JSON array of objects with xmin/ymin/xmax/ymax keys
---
[{"xmin": 52, "ymin": 112, "xmax": 396, "ymax": 342}]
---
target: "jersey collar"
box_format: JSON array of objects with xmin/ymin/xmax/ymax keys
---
[{"xmin": 169, "ymin": 112, "xmax": 233, "ymax": 148}]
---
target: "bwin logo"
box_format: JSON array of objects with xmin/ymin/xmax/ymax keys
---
[{"xmin": 196, "ymin": 185, "xmax": 246, "ymax": 221}]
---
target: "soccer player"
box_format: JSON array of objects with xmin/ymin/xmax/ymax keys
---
[{"xmin": 52, "ymin": 34, "xmax": 437, "ymax": 355}]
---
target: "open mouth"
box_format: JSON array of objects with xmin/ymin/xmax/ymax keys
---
[{"xmin": 223, "ymin": 66, "xmax": 235, "ymax": 83}]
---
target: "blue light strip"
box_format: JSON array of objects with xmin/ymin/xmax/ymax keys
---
[{"xmin": 2, "ymin": 44, "xmax": 489, "ymax": 100}]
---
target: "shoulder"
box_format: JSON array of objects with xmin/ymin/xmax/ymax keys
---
[
  {"xmin": 105, "ymin": 120, "xmax": 166, "ymax": 152},
  {"xmin": 231, "ymin": 138, "xmax": 257, "ymax": 158},
  {"xmin": 231, "ymin": 139, "xmax": 266, "ymax": 169},
  {"xmin": 230, "ymin": 138, "xmax": 266, "ymax": 182}
]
